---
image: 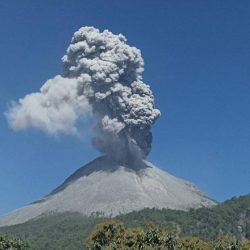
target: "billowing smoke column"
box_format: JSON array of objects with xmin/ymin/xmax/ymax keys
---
[{"xmin": 6, "ymin": 27, "xmax": 160, "ymax": 164}]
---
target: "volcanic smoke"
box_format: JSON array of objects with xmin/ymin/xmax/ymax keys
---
[
  {"xmin": 6, "ymin": 27, "xmax": 160, "ymax": 165},
  {"xmin": 0, "ymin": 27, "xmax": 217, "ymax": 225}
]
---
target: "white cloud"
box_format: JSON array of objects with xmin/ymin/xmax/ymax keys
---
[{"xmin": 5, "ymin": 75, "xmax": 91, "ymax": 135}]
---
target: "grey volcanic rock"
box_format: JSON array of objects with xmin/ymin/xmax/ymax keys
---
[{"xmin": 0, "ymin": 156, "xmax": 216, "ymax": 226}]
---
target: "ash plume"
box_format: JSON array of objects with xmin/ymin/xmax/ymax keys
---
[{"xmin": 6, "ymin": 27, "xmax": 160, "ymax": 164}]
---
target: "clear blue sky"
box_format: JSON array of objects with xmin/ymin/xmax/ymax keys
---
[{"xmin": 0, "ymin": 0, "xmax": 249, "ymax": 215}]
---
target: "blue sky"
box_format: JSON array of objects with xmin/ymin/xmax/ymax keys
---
[{"xmin": 0, "ymin": 0, "xmax": 250, "ymax": 215}]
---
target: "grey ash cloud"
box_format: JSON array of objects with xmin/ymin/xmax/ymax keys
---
[{"xmin": 6, "ymin": 27, "xmax": 160, "ymax": 163}]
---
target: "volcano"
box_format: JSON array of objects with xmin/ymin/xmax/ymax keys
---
[{"xmin": 0, "ymin": 157, "xmax": 216, "ymax": 226}]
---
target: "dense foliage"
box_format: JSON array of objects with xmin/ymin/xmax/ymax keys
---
[
  {"xmin": 0, "ymin": 213, "xmax": 101, "ymax": 250},
  {"xmin": 118, "ymin": 194, "xmax": 250, "ymax": 241},
  {"xmin": 0, "ymin": 194, "xmax": 249, "ymax": 249},
  {"xmin": 86, "ymin": 220, "xmax": 176, "ymax": 249},
  {"xmin": 86, "ymin": 220, "xmax": 250, "ymax": 249},
  {"xmin": 0, "ymin": 234, "xmax": 27, "ymax": 250}
]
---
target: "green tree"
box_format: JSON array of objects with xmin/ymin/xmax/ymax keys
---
[
  {"xmin": 143, "ymin": 224, "xmax": 176, "ymax": 250},
  {"xmin": 86, "ymin": 220, "xmax": 177, "ymax": 249},
  {"xmin": 212, "ymin": 234, "xmax": 240, "ymax": 250},
  {"xmin": 0, "ymin": 235, "xmax": 28, "ymax": 250},
  {"xmin": 123, "ymin": 227, "xmax": 144, "ymax": 249},
  {"xmin": 177, "ymin": 236, "xmax": 210, "ymax": 250},
  {"xmin": 85, "ymin": 220, "xmax": 125, "ymax": 249},
  {"xmin": 241, "ymin": 239, "xmax": 250, "ymax": 250}
]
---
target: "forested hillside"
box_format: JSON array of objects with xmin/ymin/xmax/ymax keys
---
[{"xmin": 119, "ymin": 194, "xmax": 250, "ymax": 241}]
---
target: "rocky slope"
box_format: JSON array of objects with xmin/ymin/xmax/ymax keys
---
[{"xmin": 0, "ymin": 156, "xmax": 216, "ymax": 226}]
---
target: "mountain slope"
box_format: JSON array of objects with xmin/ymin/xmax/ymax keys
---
[
  {"xmin": 0, "ymin": 156, "xmax": 216, "ymax": 226},
  {"xmin": 0, "ymin": 194, "xmax": 249, "ymax": 250}
]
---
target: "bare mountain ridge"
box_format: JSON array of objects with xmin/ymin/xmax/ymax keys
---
[{"xmin": 0, "ymin": 156, "xmax": 217, "ymax": 226}]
